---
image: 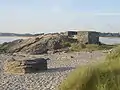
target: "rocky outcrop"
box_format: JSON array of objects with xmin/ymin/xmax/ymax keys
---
[{"xmin": 1, "ymin": 34, "xmax": 75, "ymax": 54}]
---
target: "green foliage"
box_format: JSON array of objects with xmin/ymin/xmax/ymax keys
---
[
  {"xmin": 59, "ymin": 65, "xmax": 94, "ymax": 90},
  {"xmin": 59, "ymin": 46, "xmax": 120, "ymax": 90},
  {"xmin": 85, "ymin": 44, "xmax": 116, "ymax": 52},
  {"xmin": 106, "ymin": 45, "xmax": 120, "ymax": 60},
  {"xmin": 62, "ymin": 42, "xmax": 71, "ymax": 47},
  {"xmin": 70, "ymin": 43, "xmax": 116, "ymax": 52},
  {"xmin": 0, "ymin": 43, "xmax": 9, "ymax": 53},
  {"xmin": 70, "ymin": 43, "xmax": 86, "ymax": 51}
]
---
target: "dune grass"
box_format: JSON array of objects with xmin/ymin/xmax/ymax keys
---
[{"xmin": 59, "ymin": 46, "xmax": 120, "ymax": 90}]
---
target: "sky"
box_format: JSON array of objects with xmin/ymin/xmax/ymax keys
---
[{"xmin": 0, "ymin": 0, "xmax": 120, "ymax": 33}]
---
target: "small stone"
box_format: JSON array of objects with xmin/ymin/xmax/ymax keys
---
[{"xmin": 70, "ymin": 56, "xmax": 74, "ymax": 58}]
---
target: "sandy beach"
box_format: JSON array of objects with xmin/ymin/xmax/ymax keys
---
[{"xmin": 0, "ymin": 51, "xmax": 105, "ymax": 90}]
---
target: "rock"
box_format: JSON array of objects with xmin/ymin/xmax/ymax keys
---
[
  {"xmin": 70, "ymin": 56, "xmax": 74, "ymax": 58},
  {"xmin": 4, "ymin": 58, "xmax": 47, "ymax": 74},
  {"xmin": 47, "ymin": 50, "xmax": 56, "ymax": 54},
  {"xmin": 1, "ymin": 34, "xmax": 73, "ymax": 54}
]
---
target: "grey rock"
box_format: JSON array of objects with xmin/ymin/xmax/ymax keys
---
[{"xmin": 1, "ymin": 34, "xmax": 72, "ymax": 55}]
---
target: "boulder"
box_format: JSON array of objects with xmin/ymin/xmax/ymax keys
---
[{"xmin": 4, "ymin": 58, "xmax": 47, "ymax": 74}]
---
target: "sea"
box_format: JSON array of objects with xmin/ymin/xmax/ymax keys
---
[
  {"xmin": 0, "ymin": 36, "xmax": 120, "ymax": 45},
  {"xmin": 99, "ymin": 37, "xmax": 120, "ymax": 45},
  {"xmin": 0, "ymin": 36, "xmax": 30, "ymax": 44}
]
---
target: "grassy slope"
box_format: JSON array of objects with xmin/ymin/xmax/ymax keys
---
[{"xmin": 59, "ymin": 46, "xmax": 120, "ymax": 90}]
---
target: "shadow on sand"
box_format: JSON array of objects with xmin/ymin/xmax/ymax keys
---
[
  {"xmin": 30, "ymin": 67, "xmax": 76, "ymax": 74},
  {"xmin": 47, "ymin": 67, "xmax": 75, "ymax": 73}
]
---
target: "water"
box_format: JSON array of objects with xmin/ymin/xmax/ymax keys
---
[
  {"xmin": 99, "ymin": 37, "xmax": 120, "ymax": 45},
  {"xmin": 0, "ymin": 36, "xmax": 30, "ymax": 44},
  {"xmin": 0, "ymin": 36, "xmax": 120, "ymax": 45}
]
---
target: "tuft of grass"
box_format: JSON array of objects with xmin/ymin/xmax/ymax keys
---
[
  {"xmin": 59, "ymin": 65, "xmax": 94, "ymax": 90},
  {"xmin": 106, "ymin": 45, "xmax": 120, "ymax": 60},
  {"xmin": 59, "ymin": 45, "xmax": 120, "ymax": 90}
]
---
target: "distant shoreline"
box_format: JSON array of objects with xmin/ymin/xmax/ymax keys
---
[
  {"xmin": 0, "ymin": 36, "xmax": 35, "ymax": 38},
  {"xmin": 0, "ymin": 36, "xmax": 120, "ymax": 38},
  {"xmin": 0, "ymin": 36, "xmax": 35, "ymax": 44}
]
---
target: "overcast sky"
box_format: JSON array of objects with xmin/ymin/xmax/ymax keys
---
[{"xmin": 0, "ymin": 0, "xmax": 120, "ymax": 33}]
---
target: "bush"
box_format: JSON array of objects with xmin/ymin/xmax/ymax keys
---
[
  {"xmin": 70, "ymin": 43, "xmax": 86, "ymax": 52},
  {"xmin": 62, "ymin": 42, "xmax": 71, "ymax": 47},
  {"xmin": 59, "ymin": 46, "xmax": 120, "ymax": 90},
  {"xmin": 0, "ymin": 43, "xmax": 9, "ymax": 53}
]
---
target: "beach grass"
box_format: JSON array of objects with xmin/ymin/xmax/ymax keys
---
[{"xmin": 59, "ymin": 45, "xmax": 120, "ymax": 90}]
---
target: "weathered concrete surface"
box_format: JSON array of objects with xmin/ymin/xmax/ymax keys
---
[
  {"xmin": 77, "ymin": 31, "xmax": 99, "ymax": 44},
  {"xmin": 65, "ymin": 31, "xmax": 100, "ymax": 44}
]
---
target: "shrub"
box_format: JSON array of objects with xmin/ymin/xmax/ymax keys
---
[
  {"xmin": 70, "ymin": 43, "xmax": 86, "ymax": 52},
  {"xmin": 0, "ymin": 43, "xmax": 9, "ymax": 53},
  {"xmin": 62, "ymin": 42, "xmax": 71, "ymax": 47},
  {"xmin": 59, "ymin": 46, "xmax": 120, "ymax": 90}
]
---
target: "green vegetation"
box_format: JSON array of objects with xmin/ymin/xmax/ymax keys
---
[
  {"xmin": 70, "ymin": 43, "xmax": 86, "ymax": 51},
  {"xmin": 0, "ymin": 43, "xmax": 9, "ymax": 53},
  {"xmin": 59, "ymin": 46, "xmax": 120, "ymax": 90},
  {"xmin": 62, "ymin": 41, "xmax": 71, "ymax": 47},
  {"xmin": 61, "ymin": 38, "xmax": 77, "ymax": 48},
  {"xmin": 70, "ymin": 43, "xmax": 116, "ymax": 52}
]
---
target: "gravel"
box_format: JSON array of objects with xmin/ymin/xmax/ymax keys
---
[{"xmin": 0, "ymin": 51, "xmax": 105, "ymax": 90}]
